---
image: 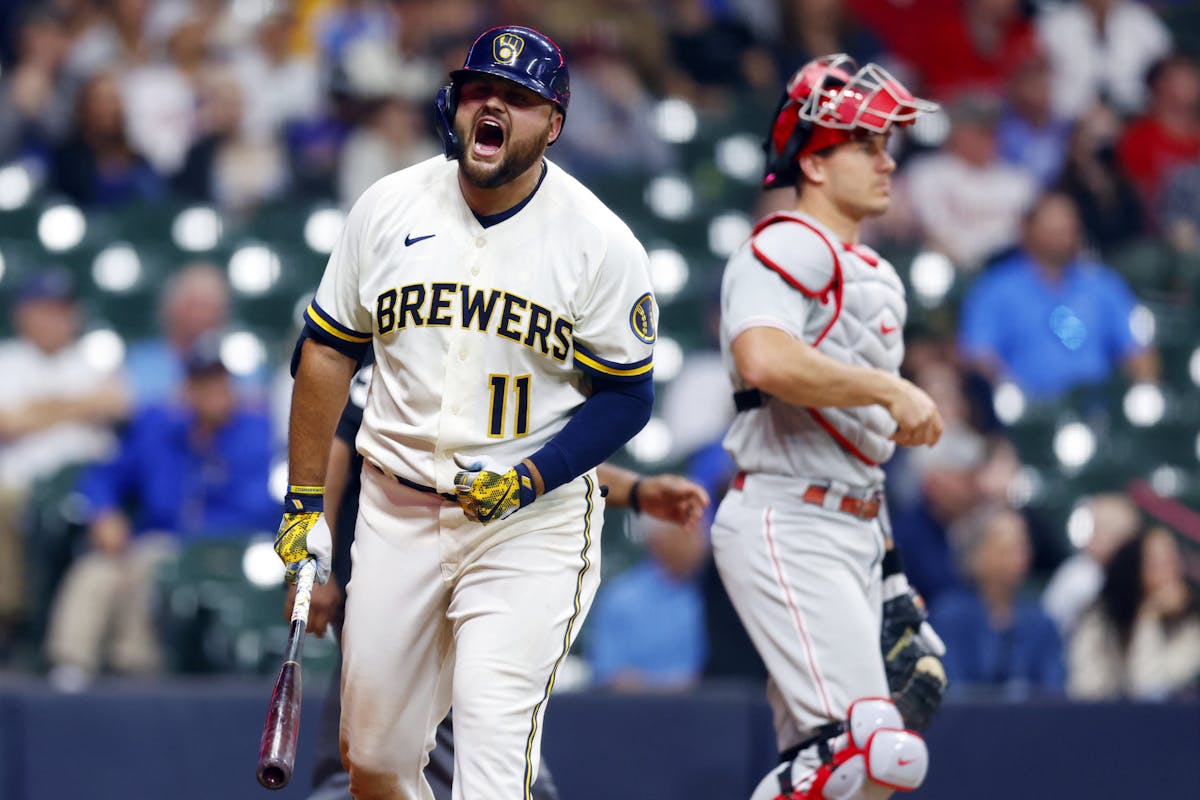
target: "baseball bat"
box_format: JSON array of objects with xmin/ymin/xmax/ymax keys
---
[{"xmin": 256, "ymin": 559, "xmax": 317, "ymax": 790}]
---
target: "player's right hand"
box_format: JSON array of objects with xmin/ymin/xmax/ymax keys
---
[
  {"xmin": 274, "ymin": 486, "xmax": 332, "ymax": 585},
  {"xmin": 884, "ymin": 377, "xmax": 943, "ymax": 448}
]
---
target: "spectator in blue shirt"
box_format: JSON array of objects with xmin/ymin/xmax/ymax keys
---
[
  {"xmin": 587, "ymin": 512, "xmax": 709, "ymax": 690},
  {"xmin": 44, "ymin": 335, "xmax": 276, "ymax": 688},
  {"xmin": 931, "ymin": 504, "xmax": 1066, "ymax": 698},
  {"xmin": 958, "ymin": 190, "xmax": 1159, "ymax": 400}
]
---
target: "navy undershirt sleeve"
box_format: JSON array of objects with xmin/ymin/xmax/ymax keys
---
[{"xmin": 524, "ymin": 372, "xmax": 654, "ymax": 494}]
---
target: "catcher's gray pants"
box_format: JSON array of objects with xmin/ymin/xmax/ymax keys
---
[
  {"xmin": 308, "ymin": 635, "xmax": 560, "ymax": 800},
  {"xmin": 711, "ymin": 473, "xmax": 890, "ymax": 753}
]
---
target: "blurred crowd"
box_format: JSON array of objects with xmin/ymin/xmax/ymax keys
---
[{"xmin": 0, "ymin": 0, "xmax": 1197, "ymax": 705}]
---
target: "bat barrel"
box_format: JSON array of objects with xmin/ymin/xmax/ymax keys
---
[{"xmin": 255, "ymin": 654, "xmax": 303, "ymax": 789}]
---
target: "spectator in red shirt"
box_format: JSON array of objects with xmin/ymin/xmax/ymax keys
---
[
  {"xmin": 849, "ymin": 0, "xmax": 1040, "ymax": 99},
  {"xmin": 1117, "ymin": 54, "xmax": 1200, "ymax": 222}
]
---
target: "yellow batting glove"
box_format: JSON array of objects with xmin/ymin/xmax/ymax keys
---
[
  {"xmin": 452, "ymin": 454, "xmax": 536, "ymax": 524},
  {"xmin": 274, "ymin": 485, "xmax": 332, "ymax": 584}
]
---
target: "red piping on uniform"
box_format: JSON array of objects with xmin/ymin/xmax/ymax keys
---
[
  {"xmin": 845, "ymin": 241, "xmax": 879, "ymax": 267},
  {"xmin": 807, "ymin": 409, "xmax": 881, "ymax": 466},
  {"xmin": 762, "ymin": 506, "xmax": 836, "ymax": 719}
]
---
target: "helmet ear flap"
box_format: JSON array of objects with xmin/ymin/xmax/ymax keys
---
[
  {"xmin": 762, "ymin": 99, "xmax": 813, "ymax": 189},
  {"xmin": 435, "ymin": 84, "xmax": 461, "ymax": 159}
]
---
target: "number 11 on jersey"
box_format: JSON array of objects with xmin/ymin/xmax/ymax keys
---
[{"xmin": 487, "ymin": 374, "xmax": 531, "ymax": 438}]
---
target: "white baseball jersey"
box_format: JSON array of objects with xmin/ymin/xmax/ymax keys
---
[
  {"xmin": 720, "ymin": 210, "xmax": 907, "ymax": 488},
  {"xmin": 306, "ymin": 155, "xmax": 656, "ymax": 492}
]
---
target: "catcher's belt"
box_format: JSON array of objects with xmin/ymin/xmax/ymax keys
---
[{"xmin": 731, "ymin": 471, "xmax": 882, "ymax": 520}]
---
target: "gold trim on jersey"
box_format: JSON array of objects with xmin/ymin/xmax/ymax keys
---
[
  {"xmin": 522, "ymin": 475, "xmax": 594, "ymax": 799},
  {"xmin": 573, "ymin": 350, "xmax": 653, "ymax": 377},
  {"xmin": 306, "ymin": 302, "xmax": 372, "ymax": 343}
]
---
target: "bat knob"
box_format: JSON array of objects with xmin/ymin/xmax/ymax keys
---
[{"xmin": 257, "ymin": 760, "xmax": 291, "ymax": 790}]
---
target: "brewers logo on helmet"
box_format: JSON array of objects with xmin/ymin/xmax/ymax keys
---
[{"xmin": 493, "ymin": 32, "xmax": 524, "ymax": 64}]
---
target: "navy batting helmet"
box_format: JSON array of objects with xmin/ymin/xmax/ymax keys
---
[{"xmin": 436, "ymin": 25, "xmax": 570, "ymax": 158}]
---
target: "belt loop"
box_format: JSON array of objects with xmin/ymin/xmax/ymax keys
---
[{"xmin": 823, "ymin": 480, "xmax": 848, "ymax": 511}]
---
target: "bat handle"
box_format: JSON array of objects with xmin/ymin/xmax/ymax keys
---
[{"xmin": 291, "ymin": 559, "xmax": 317, "ymax": 623}]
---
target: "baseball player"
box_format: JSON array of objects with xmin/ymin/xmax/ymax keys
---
[
  {"xmin": 711, "ymin": 55, "xmax": 949, "ymax": 800},
  {"xmin": 295, "ymin": 359, "xmax": 711, "ymax": 800},
  {"xmin": 273, "ymin": 25, "xmax": 658, "ymax": 800}
]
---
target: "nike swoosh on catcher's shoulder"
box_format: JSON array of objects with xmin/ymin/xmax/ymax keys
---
[{"xmin": 405, "ymin": 233, "xmax": 435, "ymax": 246}]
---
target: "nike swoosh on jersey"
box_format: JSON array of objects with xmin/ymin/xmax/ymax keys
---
[
  {"xmin": 880, "ymin": 322, "xmax": 898, "ymax": 335},
  {"xmin": 405, "ymin": 233, "xmax": 436, "ymax": 246}
]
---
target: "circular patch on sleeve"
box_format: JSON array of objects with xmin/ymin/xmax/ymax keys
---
[{"xmin": 630, "ymin": 293, "xmax": 656, "ymax": 344}]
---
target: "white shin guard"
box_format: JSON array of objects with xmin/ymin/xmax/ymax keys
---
[{"xmin": 750, "ymin": 698, "xmax": 928, "ymax": 800}]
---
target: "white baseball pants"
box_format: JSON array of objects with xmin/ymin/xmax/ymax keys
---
[
  {"xmin": 711, "ymin": 473, "xmax": 890, "ymax": 752},
  {"xmin": 339, "ymin": 464, "xmax": 602, "ymax": 800}
]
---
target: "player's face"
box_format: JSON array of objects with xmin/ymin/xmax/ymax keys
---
[
  {"xmin": 455, "ymin": 75, "xmax": 562, "ymax": 189},
  {"xmin": 814, "ymin": 133, "xmax": 897, "ymax": 219}
]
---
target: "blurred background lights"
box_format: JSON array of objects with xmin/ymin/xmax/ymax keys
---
[
  {"xmin": 38, "ymin": 204, "xmax": 86, "ymax": 252},
  {"xmin": 715, "ymin": 133, "xmax": 764, "ymax": 183},
  {"xmin": 0, "ymin": 249, "xmax": 6, "ymax": 285},
  {"xmin": 92, "ymin": 244, "xmax": 142, "ymax": 292},
  {"xmin": 1006, "ymin": 466, "xmax": 1041, "ymax": 508},
  {"xmin": 80, "ymin": 329, "xmax": 125, "ymax": 372},
  {"xmin": 1189, "ymin": 347, "xmax": 1200, "ymax": 387},
  {"xmin": 909, "ymin": 250, "xmax": 955, "ymax": 307},
  {"xmin": 1122, "ymin": 382, "xmax": 1164, "ymax": 427},
  {"xmin": 645, "ymin": 175, "xmax": 694, "ymax": 221},
  {"xmin": 229, "ymin": 0, "xmax": 276, "ymax": 27},
  {"xmin": 1066, "ymin": 503, "xmax": 1095, "ymax": 549},
  {"xmin": 172, "ymin": 206, "xmax": 222, "ymax": 252},
  {"xmin": 242, "ymin": 539, "xmax": 285, "ymax": 588},
  {"xmin": 992, "ymin": 382, "xmax": 1025, "ymax": 425},
  {"xmin": 228, "ymin": 245, "xmax": 281, "ymax": 295},
  {"xmin": 652, "ymin": 98, "xmax": 698, "ymax": 143},
  {"xmin": 626, "ymin": 418, "xmax": 673, "ymax": 464},
  {"xmin": 708, "ymin": 212, "xmax": 752, "ymax": 258},
  {"xmin": 269, "ymin": 459, "xmax": 288, "ymax": 504},
  {"xmin": 652, "ymin": 335, "xmax": 683, "ymax": 383},
  {"xmin": 220, "ymin": 331, "xmax": 267, "ymax": 376},
  {"xmin": 1149, "ymin": 465, "xmax": 1184, "ymax": 497},
  {"xmin": 1053, "ymin": 422, "xmax": 1095, "ymax": 469},
  {"xmin": 908, "ymin": 107, "xmax": 951, "ymax": 148},
  {"xmin": 0, "ymin": 163, "xmax": 34, "ymax": 210},
  {"xmin": 304, "ymin": 207, "xmax": 345, "ymax": 254},
  {"xmin": 647, "ymin": 248, "xmax": 689, "ymax": 301},
  {"xmin": 1129, "ymin": 304, "xmax": 1155, "ymax": 346}
]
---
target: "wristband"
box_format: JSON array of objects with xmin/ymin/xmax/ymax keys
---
[
  {"xmin": 629, "ymin": 478, "xmax": 643, "ymax": 514},
  {"xmin": 285, "ymin": 484, "xmax": 325, "ymax": 513}
]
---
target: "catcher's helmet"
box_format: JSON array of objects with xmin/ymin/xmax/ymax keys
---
[
  {"xmin": 436, "ymin": 25, "xmax": 570, "ymax": 159},
  {"xmin": 763, "ymin": 54, "xmax": 937, "ymax": 189}
]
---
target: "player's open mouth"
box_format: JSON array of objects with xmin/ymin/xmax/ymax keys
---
[{"xmin": 473, "ymin": 119, "xmax": 505, "ymax": 157}]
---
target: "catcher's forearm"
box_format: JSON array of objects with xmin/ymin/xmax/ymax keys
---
[{"xmin": 289, "ymin": 339, "xmax": 357, "ymax": 488}]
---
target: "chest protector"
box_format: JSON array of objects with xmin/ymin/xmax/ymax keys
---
[{"xmin": 748, "ymin": 212, "xmax": 907, "ymax": 467}]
